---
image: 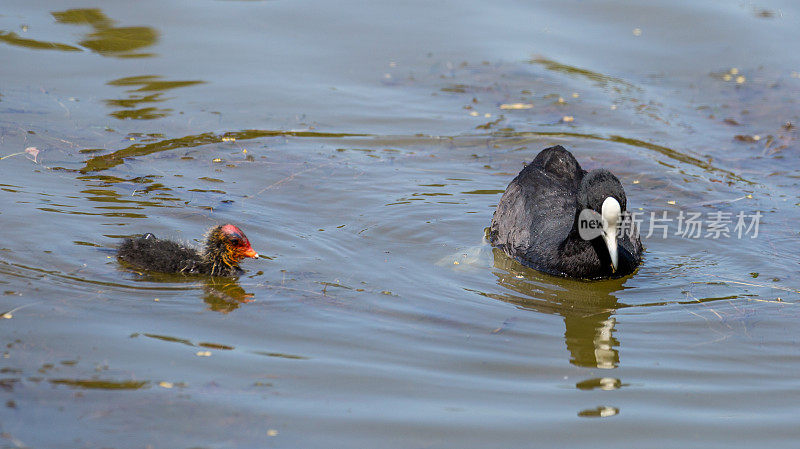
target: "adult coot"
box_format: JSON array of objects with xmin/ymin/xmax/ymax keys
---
[
  {"xmin": 118, "ymin": 224, "xmax": 259, "ymax": 276},
  {"xmin": 489, "ymin": 145, "xmax": 642, "ymax": 279}
]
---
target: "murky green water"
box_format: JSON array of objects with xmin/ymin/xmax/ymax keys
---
[{"xmin": 1, "ymin": 1, "xmax": 799, "ymax": 447}]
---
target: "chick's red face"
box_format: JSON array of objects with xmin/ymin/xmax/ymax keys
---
[{"xmin": 221, "ymin": 224, "xmax": 259, "ymax": 260}]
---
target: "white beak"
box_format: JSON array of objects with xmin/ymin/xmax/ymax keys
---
[{"xmin": 601, "ymin": 197, "xmax": 621, "ymax": 272}]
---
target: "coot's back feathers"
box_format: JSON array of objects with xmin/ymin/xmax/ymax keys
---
[
  {"xmin": 531, "ymin": 145, "xmax": 585, "ymax": 187},
  {"xmin": 489, "ymin": 145, "xmax": 642, "ymax": 279}
]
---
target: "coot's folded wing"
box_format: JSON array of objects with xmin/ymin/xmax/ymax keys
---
[{"xmin": 490, "ymin": 164, "xmax": 578, "ymax": 271}]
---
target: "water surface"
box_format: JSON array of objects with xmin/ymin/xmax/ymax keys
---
[{"xmin": 1, "ymin": 1, "xmax": 799, "ymax": 447}]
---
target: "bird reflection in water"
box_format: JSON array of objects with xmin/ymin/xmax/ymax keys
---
[
  {"xmin": 488, "ymin": 247, "xmax": 626, "ymax": 369},
  {"xmin": 202, "ymin": 277, "xmax": 255, "ymax": 313},
  {"xmin": 126, "ymin": 271, "xmax": 256, "ymax": 314}
]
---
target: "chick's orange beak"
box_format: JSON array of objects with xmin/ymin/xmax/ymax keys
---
[{"xmin": 241, "ymin": 246, "xmax": 259, "ymax": 259}]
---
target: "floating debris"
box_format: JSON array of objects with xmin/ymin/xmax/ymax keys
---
[
  {"xmin": 196, "ymin": 351, "xmax": 212, "ymax": 357},
  {"xmin": 562, "ymin": 115, "xmax": 574, "ymax": 123},
  {"xmin": 500, "ymin": 103, "xmax": 533, "ymax": 110},
  {"xmin": 723, "ymin": 118, "xmax": 741, "ymax": 126},
  {"xmin": 24, "ymin": 147, "xmax": 39, "ymax": 162},
  {"xmin": 1, "ymin": 146, "xmax": 41, "ymax": 163}
]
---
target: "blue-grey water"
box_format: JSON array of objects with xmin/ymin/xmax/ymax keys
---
[{"xmin": 1, "ymin": 1, "xmax": 799, "ymax": 447}]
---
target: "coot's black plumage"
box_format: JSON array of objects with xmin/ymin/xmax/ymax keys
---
[
  {"xmin": 489, "ymin": 145, "xmax": 642, "ymax": 279},
  {"xmin": 118, "ymin": 224, "xmax": 259, "ymax": 276}
]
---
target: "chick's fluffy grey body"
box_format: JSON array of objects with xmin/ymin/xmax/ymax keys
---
[{"xmin": 118, "ymin": 234, "xmax": 242, "ymax": 277}]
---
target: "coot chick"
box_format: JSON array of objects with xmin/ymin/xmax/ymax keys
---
[
  {"xmin": 489, "ymin": 145, "xmax": 642, "ymax": 279},
  {"xmin": 118, "ymin": 224, "xmax": 259, "ymax": 276}
]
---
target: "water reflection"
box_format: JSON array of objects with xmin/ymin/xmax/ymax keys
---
[
  {"xmin": 79, "ymin": 129, "xmax": 366, "ymax": 173},
  {"xmin": 203, "ymin": 277, "xmax": 255, "ymax": 313},
  {"xmin": 105, "ymin": 75, "xmax": 204, "ymax": 120},
  {"xmin": 528, "ymin": 57, "xmax": 636, "ymax": 90},
  {"xmin": 5, "ymin": 8, "xmax": 199, "ymax": 120},
  {"xmin": 486, "ymin": 248, "xmax": 626, "ymax": 369},
  {"xmin": 577, "ymin": 405, "xmax": 619, "ymax": 418},
  {"xmin": 0, "ymin": 9, "xmax": 158, "ymax": 56},
  {"xmin": 575, "ymin": 377, "xmax": 624, "ymax": 391},
  {"xmin": 0, "ymin": 30, "xmax": 81, "ymax": 52},
  {"xmin": 487, "ymin": 130, "xmax": 749, "ymax": 183},
  {"xmin": 52, "ymin": 8, "xmax": 158, "ymax": 58},
  {"xmin": 49, "ymin": 378, "xmax": 148, "ymax": 390},
  {"xmin": 128, "ymin": 271, "xmax": 255, "ymax": 314}
]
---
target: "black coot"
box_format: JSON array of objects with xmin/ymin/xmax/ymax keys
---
[
  {"xmin": 118, "ymin": 224, "xmax": 259, "ymax": 276},
  {"xmin": 489, "ymin": 145, "xmax": 642, "ymax": 279}
]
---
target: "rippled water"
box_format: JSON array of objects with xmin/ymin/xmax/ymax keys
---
[{"xmin": 1, "ymin": 1, "xmax": 799, "ymax": 447}]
